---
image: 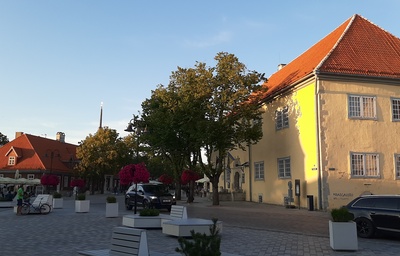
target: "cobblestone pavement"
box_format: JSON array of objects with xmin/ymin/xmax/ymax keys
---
[{"xmin": 1, "ymin": 194, "xmax": 400, "ymax": 255}]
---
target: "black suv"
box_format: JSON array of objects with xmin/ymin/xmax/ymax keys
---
[
  {"xmin": 125, "ymin": 183, "xmax": 175, "ymax": 211},
  {"xmin": 345, "ymin": 195, "xmax": 400, "ymax": 238}
]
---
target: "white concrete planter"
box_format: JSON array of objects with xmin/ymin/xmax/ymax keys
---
[
  {"xmin": 329, "ymin": 220, "xmax": 358, "ymax": 251},
  {"xmin": 122, "ymin": 214, "xmax": 162, "ymax": 228},
  {"xmin": 106, "ymin": 202, "xmax": 119, "ymax": 218},
  {"xmin": 52, "ymin": 198, "xmax": 63, "ymax": 209},
  {"xmin": 75, "ymin": 200, "xmax": 90, "ymax": 213}
]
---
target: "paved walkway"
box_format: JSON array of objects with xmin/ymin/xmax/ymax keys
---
[{"xmin": 0, "ymin": 194, "xmax": 400, "ymax": 255}]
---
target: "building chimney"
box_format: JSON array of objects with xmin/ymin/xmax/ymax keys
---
[
  {"xmin": 56, "ymin": 132, "xmax": 65, "ymax": 143},
  {"xmin": 15, "ymin": 132, "xmax": 24, "ymax": 139},
  {"xmin": 278, "ymin": 64, "xmax": 286, "ymax": 70}
]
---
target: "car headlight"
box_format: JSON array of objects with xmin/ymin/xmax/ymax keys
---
[{"xmin": 149, "ymin": 196, "xmax": 157, "ymax": 200}]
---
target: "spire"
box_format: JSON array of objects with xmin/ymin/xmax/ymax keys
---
[{"xmin": 99, "ymin": 102, "xmax": 103, "ymax": 129}]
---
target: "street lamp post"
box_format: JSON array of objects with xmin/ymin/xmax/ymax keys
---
[
  {"xmin": 45, "ymin": 149, "xmax": 60, "ymax": 193},
  {"xmin": 124, "ymin": 115, "xmax": 145, "ymax": 215}
]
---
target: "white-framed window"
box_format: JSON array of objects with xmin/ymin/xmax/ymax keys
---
[
  {"xmin": 395, "ymin": 154, "xmax": 400, "ymax": 179},
  {"xmin": 254, "ymin": 161, "xmax": 264, "ymax": 180},
  {"xmin": 351, "ymin": 152, "xmax": 380, "ymax": 177},
  {"xmin": 278, "ymin": 157, "xmax": 291, "ymax": 178},
  {"xmin": 348, "ymin": 95, "xmax": 376, "ymax": 119},
  {"xmin": 391, "ymin": 98, "xmax": 400, "ymax": 121},
  {"xmin": 27, "ymin": 174, "xmax": 35, "ymax": 180},
  {"xmin": 8, "ymin": 156, "xmax": 15, "ymax": 166},
  {"xmin": 276, "ymin": 107, "xmax": 289, "ymax": 130}
]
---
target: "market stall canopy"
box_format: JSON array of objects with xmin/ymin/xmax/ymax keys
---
[
  {"xmin": 0, "ymin": 177, "xmax": 41, "ymax": 185},
  {"xmin": 0, "ymin": 177, "xmax": 16, "ymax": 184},
  {"xmin": 196, "ymin": 177, "xmax": 210, "ymax": 183}
]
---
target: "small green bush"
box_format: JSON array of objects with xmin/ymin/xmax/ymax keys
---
[
  {"xmin": 139, "ymin": 208, "xmax": 160, "ymax": 216},
  {"xmin": 106, "ymin": 195, "xmax": 117, "ymax": 203},
  {"xmin": 53, "ymin": 192, "xmax": 62, "ymax": 198},
  {"xmin": 77, "ymin": 193, "xmax": 86, "ymax": 201},
  {"xmin": 331, "ymin": 207, "xmax": 354, "ymax": 222}
]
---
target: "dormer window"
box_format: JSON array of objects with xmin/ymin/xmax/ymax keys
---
[{"xmin": 8, "ymin": 156, "xmax": 16, "ymax": 166}]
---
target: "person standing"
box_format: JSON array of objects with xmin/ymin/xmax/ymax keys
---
[{"xmin": 16, "ymin": 185, "xmax": 24, "ymax": 215}]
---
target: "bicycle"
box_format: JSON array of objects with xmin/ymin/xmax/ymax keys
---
[{"xmin": 21, "ymin": 196, "xmax": 52, "ymax": 215}]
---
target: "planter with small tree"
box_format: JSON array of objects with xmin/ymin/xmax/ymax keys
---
[
  {"xmin": 106, "ymin": 195, "xmax": 118, "ymax": 218},
  {"xmin": 75, "ymin": 193, "xmax": 90, "ymax": 213},
  {"xmin": 329, "ymin": 207, "xmax": 358, "ymax": 251},
  {"xmin": 52, "ymin": 192, "xmax": 63, "ymax": 209}
]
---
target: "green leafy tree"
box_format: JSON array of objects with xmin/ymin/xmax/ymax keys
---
[
  {"xmin": 76, "ymin": 127, "xmax": 129, "ymax": 194},
  {"xmin": 141, "ymin": 85, "xmax": 194, "ymax": 200},
  {"xmin": 196, "ymin": 52, "xmax": 265, "ymax": 205},
  {"xmin": 139, "ymin": 52, "xmax": 265, "ymax": 205},
  {"xmin": 0, "ymin": 132, "xmax": 9, "ymax": 146}
]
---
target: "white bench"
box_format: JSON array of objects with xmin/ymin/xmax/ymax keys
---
[
  {"xmin": 160, "ymin": 205, "xmax": 187, "ymax": 222},
  {"xmin": 162, "ymin": 218, "xmax": 223, "ymax": 237},
  {"xmin": 122, "ymin": 205, "xmax": 187, "ymax": 229},
  {"xmin": 78, "ymin": 226, "xmax": 149, "ymax": 256}
]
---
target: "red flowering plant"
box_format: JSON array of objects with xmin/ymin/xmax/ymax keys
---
[
  {"xmin": 118, "ymin": 163, "xmax": 150, "ymax": 186},
  {"xmin": 41, "ymin": 174, "xmax": 60, "ymax": 186},
  {"xmin": 181, "ymin": 170, "xmax": 200, "ymax": 203},
  {"xmin": 133, "ymin": 163, "xmax": 150, "ymax": 184},
  {"xmin": 158, "ymin": 174, "xmax": 173, "ymax": 185},
  {"xmin": 181, "ymin": 170, "xmax": 200, "ymax": 185},
  {"xmin": 70, "ymin": 179, "xmax": 85, "ymax": 188}
]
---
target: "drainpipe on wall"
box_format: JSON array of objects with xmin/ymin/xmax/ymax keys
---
[
  {"xmin": 248, "ymin": 144, "xmax": 253, "ymax": 202},
  {"xmin": 315, "ymin": 77, "xmax": 324, "ymax": 210}
]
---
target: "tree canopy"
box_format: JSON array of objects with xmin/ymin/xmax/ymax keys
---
[
  {"xmin": 139, "ymin": 52, "xmax": 266, "ymax": 205},
  {"xmin": 76, "ymin": 127, "xmax": 129, "ymax": 193},
  {"xmin": 0, "ymin": 132, "xmax": 9, "ymax": 146}
]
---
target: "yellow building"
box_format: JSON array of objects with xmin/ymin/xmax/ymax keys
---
[{"xmin": 224, "ymin": 14, "xmax": 400, "ymax": 210}]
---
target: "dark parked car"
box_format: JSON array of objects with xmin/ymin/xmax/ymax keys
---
[
  {"xmin": 125, "ymin": 183, "xmax": 175, "ymax": 211},
  {"xmin": 345, "ymin": 195, "xmax": 400, "ymax": 238}
]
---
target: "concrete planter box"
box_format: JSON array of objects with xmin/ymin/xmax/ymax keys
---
[
  {"xmin": 75, "ymin": 200, "xmax": 90, "ymax": 213},
  {"xmin": 52, "ymin": 198, "xmax": 63, "ymax": 209},
  {"xmin": 122, "ymin": 214, "xmax": 162, "ymax": 228},
  {"xmin": 329, "ymin": 220, "xmax": 358, "ymax": 251},
  {"xmin": 105, "ymin": 202, "xmax": 119, "ymax": 218}
]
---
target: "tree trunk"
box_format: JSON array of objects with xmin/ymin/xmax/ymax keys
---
[
  {"xmin": 175, "ymin": 183, "xmax": 182, "ymax": 200},
  {"xmin": 212, "ymin": 181, "xmax": 220, "ymax": 205},
  {"xmin": 188, "ymin": 180, "xmax": 195, "ymax": 203}
]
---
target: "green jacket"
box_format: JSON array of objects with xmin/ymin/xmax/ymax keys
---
[{"xmin": 17, "ymin": 187, "xmax": 24, "ymax": 200}]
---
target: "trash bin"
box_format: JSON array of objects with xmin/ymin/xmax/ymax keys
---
[{"xmin": 306, "ymin": 195, "xmax": 314, "ymax": 211}]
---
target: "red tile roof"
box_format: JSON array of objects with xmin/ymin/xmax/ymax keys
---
[
  {"xmin": 0, "ymin": 134, "xmax": 77, "ymax": 174},
  {"xmin": 261, "ymin": 14, "xmax": 400, "ymax": 99}
]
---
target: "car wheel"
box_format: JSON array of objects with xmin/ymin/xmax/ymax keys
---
[
  {"xmin": 142, "ymin": 200, "xmax": 150, "ymax": 209},
  {"xmin": 125, "ymin": 200, "xmax": 133, "ymax": 210},
  {"xmin": 355, "ymin": 217, "xmax": 375, "ymax": 238}
]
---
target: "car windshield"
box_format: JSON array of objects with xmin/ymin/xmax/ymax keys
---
[{"xmin": 142, "ymin": 185, "xmax": 168, "ymax": 193}]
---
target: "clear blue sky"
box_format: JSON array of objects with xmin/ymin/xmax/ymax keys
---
[{"xmin": 1, "ymin": 1, "xmax": 399, "ymax": 144}]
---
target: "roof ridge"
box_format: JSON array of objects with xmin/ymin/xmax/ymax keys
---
[{"xmin": 315, "ymin": 14, "xmax": 357, "ymax": 72}]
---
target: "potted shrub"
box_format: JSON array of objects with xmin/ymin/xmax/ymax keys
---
[
  {"xmin": 139, "ymin": 208, "xmax": 160, "ymax": 216},
  {"xmin": 122, "ymin": 208, "xmax": 161, "ymax": 228},
  {"xmin": 106, "ymin": 195, "xmax": 118, "ymax": 218},
  {"xmin": 329, "ymin": 207, "xmax": 358, "ymax": 251},
  {"xmin": 52, "ymin": 192, "xmax": 63, "ymax": 209},
  {"xmin": 75, "ymin": 193, "xmax": 90, "ymax": 213}
]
